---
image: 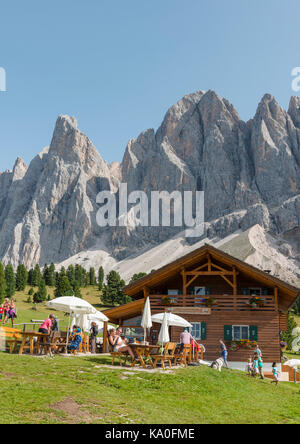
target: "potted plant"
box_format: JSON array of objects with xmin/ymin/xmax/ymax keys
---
[
  {"xmin": 204, "ymin": 297, "xmax": 217, "ymax": 307},
  {"xmin": 280, "ymin": 341, "xmax": 287, "ymax": 352},
  {"xmin": 161, "ymin": 296, "xmax": 172, "ymax": 306},
  {"xmin": 247, "ymin": 296, "xmax": 264, "ymax": 308}
]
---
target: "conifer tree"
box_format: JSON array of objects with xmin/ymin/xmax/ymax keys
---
[
  {"xmin": 32, "ymin": 264, "xmax": 42, "ymax": 287},
  {"xmin": 55, "ymin": 273, "xmax": 73, "ymax": 298},
  {"xmin": 102, "ymin": 271, "xmax": 128, "ymax": 306},
  {"xmin": 98, "ymin": 266, "xmax": 104, "ymax": 291},
  {"xmin": 5, "ymin": 264, "xmax": 16, "ymax": 298},
  {"xmin": 34, "ymin": 278, "xmax": 47, "ymax": 303},
  {"xmin": 0, "ymin": 262, "xmax": 6, "ymax": 304},
  {"xmin": 89, "ymin": 267, "xmax": 96, "ymax": 286},
  {"xmin": 16, "ymin": 264, "xmax": 28, "ymax": 291}
]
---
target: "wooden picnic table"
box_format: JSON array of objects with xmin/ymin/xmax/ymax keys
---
[
  {"xmin": 130, "ymin": 344, "xmax": 160, "ymax": 369},
  {"xmin": 18, "ymin": 331, "xmax": 49, "ymax": 355}
]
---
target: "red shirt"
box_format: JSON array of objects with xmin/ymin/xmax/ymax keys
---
[{"xmin": 40, "ymin": 318, "xmax": 52, "ymax": 331}]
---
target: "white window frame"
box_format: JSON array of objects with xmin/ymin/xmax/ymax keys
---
[
  {"xmin": 232, "ymin": 325, "xmax": 249, "ymax": 341},
  {"xmin": 188, "ymin": 322, "xmax": 202, "ymax": 340}
]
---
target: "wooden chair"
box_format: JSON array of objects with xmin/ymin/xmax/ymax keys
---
[
  {"xmin": 106, "ymin": 338, "xmax": 129, "ymax": 366},
  {"xmin": 174, "ymin": 344, "xmax": 192, "ymax": 367},
  {"xmin": 36, "ymin": 331, "xmax": 60, "ymax": 355},
  {"xmin": 152, "ymin": 342, "xmax": 177, "ymax": 369},
  {"xmin": 0, "ymin": 327, "xmax": 22, "ymax": 354},
  {"xmin": 80, "ymin": 333, "xmax": 89, "ymax": 353}
]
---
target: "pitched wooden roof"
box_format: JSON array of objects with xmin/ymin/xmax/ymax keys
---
[
  {"xmin": 102, "ymin": 298, "xmax": 145, "ymax": 325},
  {"xmin": 122, "ymin": 244, "xmax": 300, "ymax": 310}
]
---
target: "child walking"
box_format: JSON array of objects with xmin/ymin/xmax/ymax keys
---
[
  {"xmin": 258, "ymin": 356, "xmax": 264, "ymax": 380},
  {"xmin": 246, "ymin": 358, "xmax": 253, "ymax": 376},
  {"xmin": 253, "ymin": 356, "xmax": 259, "ymax": 377},
  {"xmin": 271, "ymin": 362, "xmax": 279, "ymax": 386}
]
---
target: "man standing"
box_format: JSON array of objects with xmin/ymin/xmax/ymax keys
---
[
  {"xmin": 90, "ymin": 322, "xmax": 99, "ymax": 354},
  {"xmin": 180, "ymin": 328, "xmax": 193, "ymax": 352}
]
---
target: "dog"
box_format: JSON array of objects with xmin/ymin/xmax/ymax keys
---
[{"xmin": 210, "ymin": 358, "xmax": 224, "ymax": 372}]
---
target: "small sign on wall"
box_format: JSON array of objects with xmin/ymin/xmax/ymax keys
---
[{"xmin": 169, "ymin": 307, "xmax": 211, "ymax": 315}]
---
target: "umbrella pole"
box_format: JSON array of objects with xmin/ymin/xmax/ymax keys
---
[{"xmin": 66, "ymin": 312, "xmax": 71, "ymax": 354}]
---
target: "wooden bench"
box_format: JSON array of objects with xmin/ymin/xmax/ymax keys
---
[
  {"xmin": 106, "ymin": 338, "xmax": 129, "ymax": 366},
  {"xmin": 152, "ymin": 342, "xmax": 177, "ymax": 369},
  {"xmin": 174, "ymin": 344, "xmax": 192, "ymax": 367},
  {"xmin": 0, "ymin": 326, "xmax": 22, "ymax": 354}
]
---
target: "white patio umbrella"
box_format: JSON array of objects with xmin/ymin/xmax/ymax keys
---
[
  {"xmin": 46, "ymin": 296, "xmax": 98, "ymax": 353},
  {"xmin": 158, "ymin": 312, "xmax": 170, "ymax": 345},
  {"xmin": 72, "ymin": 312, "xmax": 110, "ymax": 333},
  {"xmin": 71, "ymin": 314, "xmax": 114, "ymax": 331},
  {"xmin": 141, "ymin": 297, "xmax": 152, "ymax": 342},
  {"xmin": 151, "ymin": 312, "xmax": 192, "ymax": 328}
]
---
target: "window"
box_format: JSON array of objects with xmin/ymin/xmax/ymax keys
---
[
  {"xmin": 122, "ymin": 316, "xmax": 142, "ymax": 327},
  {"xmin": 194, "ymin": 287, "xmax": 206, "ymax": 296},
  {"xmin": 188, "ymin": 322, "xmax": 202, "ymax": 340},
  {"xmin": 249, "ymin": 288, "xmax": 262, "ymax": 296},
  {"xmin": 232, "ymin": 325, "xmax": 249, "ymax": 340}
]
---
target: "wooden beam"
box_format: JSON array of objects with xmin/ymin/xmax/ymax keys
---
[
  {"xmin": 220, "ymin": 274, "xmax": 234, "ymax": 289},
  {"xmin": 207, "ymin": 254, "xmax": 212, "ymax": 271},
  {"xmin": 103, "ymin": 321, "xmax": 108, "ymax": 353},
  {"xmin": 186, "ymin": 274, "xmax": 199, "ymax": 289},
  {"xmin": 143, "ymin": 287, "xmax": 149, "ymax": 300},
  {"xmin": 233, "ymin": 266, "xmax": 237, "ymax": 311},
  {"xmin": 185, "ymin": 271, "xmax": 236, "ymax": 276},
  {"xmin": 191, "ymin": 262, "xmax": 209, "ymax": 272},
  {"xmin": 274, "ymin": 287, "xmax": 278, "ymax": 312},
  {"xmin": 210, "ymin": 262, "xmax": 232, "ymax": 273},
  {"xmin": 181, "ymin": 268, "xmax": 187, "ymax": 306}
]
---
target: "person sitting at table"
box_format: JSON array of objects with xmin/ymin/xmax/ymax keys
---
[
  {"xmin": 68, "ymin": 326, "xmax": 82, "ymax": 352},
  {"xmin": 116, "ymin": 327, "xmax": 129, "ymax": 344},
  {"xmin": 109, "ymin": 328, "xmax": 135, "ymax": 361}
]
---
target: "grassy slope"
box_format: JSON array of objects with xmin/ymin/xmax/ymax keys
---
[
  {"xmin": 1, "ymin": 287, "xmax": 299, "ymax": 424},
  {"xmin": 0, "ymin": 354, "xmax": 299, "ymax": 424}
]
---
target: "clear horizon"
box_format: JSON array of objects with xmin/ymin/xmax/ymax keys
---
[{"xmin": 0, "ymin": 0, "xmax": 300, "ymax": 170}]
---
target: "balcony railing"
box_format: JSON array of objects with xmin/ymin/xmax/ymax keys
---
[{"xmin": 149, "ymin": 295, "xmax": 276, "ymax": 312}]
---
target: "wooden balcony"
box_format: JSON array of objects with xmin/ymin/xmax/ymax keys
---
[{"xmin": 149, "ymin": 294, "xmax": 276, "ymax": 312}]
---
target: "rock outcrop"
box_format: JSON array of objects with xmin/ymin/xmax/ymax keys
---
[{"xmin": 0, "ymin": 91, "xmax": 300, "ymax": 273}]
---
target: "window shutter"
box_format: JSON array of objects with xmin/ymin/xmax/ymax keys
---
[
  {"xmin": 241, "ymin": 288, "xmax": 250, "ymax": 295},
  {"xmin": 178, "ymin": 289, "xmax": 183, "ymax": 295},
  {"xmin": 249, "ymin": 325, "xmax": 258, "ymax": 341},
  {"xmin": 224, "ymin": 325, "xmax": 232, "ymax": 341},
  {"xmin": 205, "ymin": 287, "xmax": 211, "ymax": 295},
  {"xmin": 201, "ymin": 322, "xmax": 207, "ymax": 340},
  {"xmin": 190, "ymin": 287, "xmax": 194, "ymax": 295}
]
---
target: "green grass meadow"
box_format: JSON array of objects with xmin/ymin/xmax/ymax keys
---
[
  {"xmin": 0, "ymin": 287, "xmax": 299, "ymax": 424},
  {"xmin": 0, "ymin": 353, "xmax": 299, "ymax": 424}
]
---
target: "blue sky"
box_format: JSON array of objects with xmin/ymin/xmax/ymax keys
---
[{"xmin": 0, "ymin": 0, "xmax": 299, "ymax": 170}]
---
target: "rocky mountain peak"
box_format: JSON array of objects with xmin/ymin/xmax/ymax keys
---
[
  {"xmin": 288, "ymin": 96, "xmax": 300, "ymax": 128},
  {"xmin": 12, "ymin": 157, "xmax": 27, "ymax": 181},
  {"xmin": 0, "ymin": 91, "xmax": 300, "ymax": 271}
]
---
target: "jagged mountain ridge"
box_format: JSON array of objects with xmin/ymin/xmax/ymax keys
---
[{"xmin": 0, "ymin": 90, "xmax": 300, "ymax": 276}]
